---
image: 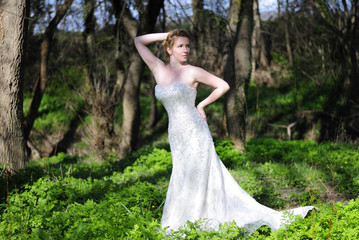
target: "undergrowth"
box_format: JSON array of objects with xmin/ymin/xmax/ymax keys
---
[{"xmin": 1, "ymin": 138, "xmax": 358, "ymax": 239}]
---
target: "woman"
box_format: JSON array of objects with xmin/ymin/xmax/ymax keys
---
[{"xmin": 134, "ymin": 29, "xmax": 314, "ymax": 235}]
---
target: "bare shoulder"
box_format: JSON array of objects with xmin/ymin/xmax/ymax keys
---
[
  {"xmin": 187, "ymin": 65, "xmax": 228, "ymax": 89},
  {"xmin": 187, "ymin": 65, "xmax": 214, "ymax": 81},
  {"xmin": 186, "ymin": 65, "xmax": 207, "ymax": 79},
  {"xmin": 187, "ymin": 65, "xmax": 206, "ymax": 74}
]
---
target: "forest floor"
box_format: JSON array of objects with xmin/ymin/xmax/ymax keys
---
[{"xmin": 1, "ymin": 137, "xmax": 359, "ymax": 239}]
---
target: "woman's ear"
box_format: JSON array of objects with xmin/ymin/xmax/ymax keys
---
[{"xmin": 167, "ymin": 47, "xmax": 172, "ymax": 56}]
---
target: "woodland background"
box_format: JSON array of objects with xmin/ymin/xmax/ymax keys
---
[{"xmin": 0, "ymin": 0, "xmax": 359, "ymax": 239}]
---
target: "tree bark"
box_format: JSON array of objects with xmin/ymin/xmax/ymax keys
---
[
  {"xmin": 348, "ymin": 0, "xmax": 358, "ymax": 103},
  {"xmin": 148, "ymin": 77, "xmax": 159, "ymax": 128},
  {"xmin": 118, "ymin": 0, "xmax": 164, "ymax": 157},
  {"xmin": 191, "ymin": 0, "xmax": 203, "ymax": 24},
  {"xmin": 277, "ymin": 0, "xmax": 281, "ymax": 18},
  {"xmin": 310, "ymin": 0, "xmax": 359, "ymax": 141},
  {"xmin": 0, "ymin": 0, "xmax": 29, "ymax": 173},
  {"xmin": 83, "ymin": 0, "xmax": 96, "ymax": 87},
  {"xmin": 284, "ymin": 0, "xmax": 293, "ymax": 65},
  {"xmin": 190, "ymin": 0, "xmax": 204, "ymax": 62},
  {"xmin": 23, "ymin": 0, "xmax": 74, "ymax": 140},
  {"xmin": 251, "ymin": 0, "xmax": 259, "ymax": 78},
  {"xmin": 224, "ymin": 0, "xmax": 253, "ymax": 149},
  {"xmin": 253, "ymin": 0, "xmax": 270, "ymax": 70},
  {"xmin": 112, "ymin": 0, "xmax": 126, "ymax": 96},
  {"xmin": 223, "ymin": 0, "xmax": 241, "ymax": 137}
]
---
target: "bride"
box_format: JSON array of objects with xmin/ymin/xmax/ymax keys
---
[{"xmin": 134, "ymin": 29, "xmax": 314, "ymax": 235}]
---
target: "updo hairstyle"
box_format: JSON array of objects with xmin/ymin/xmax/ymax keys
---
[{"xmin": 163, "ymin": 29, "xmax": 190, "ymax": 58}]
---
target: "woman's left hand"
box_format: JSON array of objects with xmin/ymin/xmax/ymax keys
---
[{"xmin": 197, "ymin": 105, "xmax": 207, "ymax": 121}]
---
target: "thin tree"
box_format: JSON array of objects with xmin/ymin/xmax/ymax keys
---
[
  {"xmin": 251, "ymin": 0, "xmax": 272, "ymax": 81},
  {"xmin": 310, "ymin": 0, "xmax": 359, "ymax": 141},
  {"xmin": 0, "ymin": 0, "xmax": 29, "ymax": 173},
  {"xmin": 118, "ymin": 0, "xmax": 164, "ymax": 157},
  {"xmin": 82, "ymin": 0, "xmax": 124, "ymax": 158},
  {"xmin": 224, "ymin": 0, "xmax": 254, "ymax": 149},
  {"xmin": 23, "ymin": 0, "xmax": 74, "ymax": 142},
  {"xmin": 284, "ymin": 0, "xmax": 293, "ymax": 66}
]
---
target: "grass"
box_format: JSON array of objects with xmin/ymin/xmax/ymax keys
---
[{"xmin": 1, "ymin": 138, "xmax": 358, "ymax": 239}]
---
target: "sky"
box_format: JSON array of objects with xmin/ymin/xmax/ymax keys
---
[
  {"xmin": 38, "ymin": 0, "xmax": 280, "ymax": 32},
  {"xmin": 259, "ymin": 0, "xmax": 278, "ymax": 13}
]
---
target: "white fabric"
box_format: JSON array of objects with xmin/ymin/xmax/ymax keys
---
[{"xmin": 155, "ymin": 81, "xmax": 314, "ymax": 234}]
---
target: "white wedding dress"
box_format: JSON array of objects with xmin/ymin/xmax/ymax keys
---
[{"xmin": 155, "ymin": 81, "xmax": 314, "ymax": 235}]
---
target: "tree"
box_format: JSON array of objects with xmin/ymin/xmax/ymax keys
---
[
  {"xmin": 284, "ymin": 0, "xmax": 293, "ymax": 66},
  {"xmin": 23, "ymin": 0, "xmax": 74, "ymax": 143},
  {"xmin": 190, "ymin": 0, "xmax": 226, "ymax": 74},
  {"xmin": 0, "ymin": 0, "xmax": 29, "ymax": 173},
  {"xmin": 118, "ymin": 0, "xmax": 164, "ymax": 157},
  {"xmin": 82, "ymin": 0, "xmax": 124, "ymax": 159},
  {"xmin": 251, "ymin": 0, "xmax": 272, "ymax": 83},
  {"xmin": 310, "ymin": 0, "xmax": 359, "ymax": 141},
  {"xmin": 224, "ymin": 0, "xmax": 254, "ymax": 149}
]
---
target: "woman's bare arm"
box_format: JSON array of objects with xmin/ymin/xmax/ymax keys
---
[
  {"xmin": 191, "ymin": 67, "xmax": 230, "ymax": 120},
  {"xmin": 134, "ymin": 33, "xmax": 168, "ymax": 73}
]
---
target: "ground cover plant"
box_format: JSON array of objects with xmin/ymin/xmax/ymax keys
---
[{"xmin": 1, "ymin": 138, "xmax": 358, "ymax": 239}]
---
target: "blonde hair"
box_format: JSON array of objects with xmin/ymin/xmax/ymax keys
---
[{"xmin": 163, "ymin": 29, "xmax": 190, "ymax": 58}]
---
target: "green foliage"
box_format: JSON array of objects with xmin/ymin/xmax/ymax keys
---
[
  {"xmin": 23, "ymin": 65, "xmax": 84, "ymax": 135},
  {"xmin": 245, "ymin": 138, "xmax": 359, "ymax": 197},
  {"xmin": 1, "ymin": 138, "xmax": 358, "ymax": 239},
  {"xmin": 247, "ymin": 50, "xmax": 343, "ymax": 140},
  {"xmin": 215, "ymin": 139, "xmax": 244, "ymax": 168}
]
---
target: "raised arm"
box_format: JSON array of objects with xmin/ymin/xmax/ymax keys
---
[{"xmin": 134, "ymin": 33, "xmax": 168, "ymax": 73}]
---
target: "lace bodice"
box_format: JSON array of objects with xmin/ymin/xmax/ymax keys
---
[
  {"xmin": 155, "ymin": 81, "xmax": 204, "ymax": 131},
  {"xmin": 155, "ymin": 81, "xmax": 211, "ymax": 151},
  {"xmin": 155, "ymin": 81, "xmax": 197, "ymax": 116}
]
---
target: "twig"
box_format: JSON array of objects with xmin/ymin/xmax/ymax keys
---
[
  {"xmin": 268, "ymin": 116, "xmax": 303, "ymax": 140},
  {"xmin": 300, "ymin": 70, "xmax": 324, "ymax": 88}
]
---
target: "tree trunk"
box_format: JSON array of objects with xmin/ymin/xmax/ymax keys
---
[
  {"xmin": 224, "ymin": 0, "xmax": 253, "ymax": 149},
  {"xmin": 148, "ymin": 77, "xmax": 159, "ymax": 128},
  {"xmin": 251, "ymin": 0, "xmax": 259, "ymax": 78},
  {"xmin": 83, "ymin": 0, "xmax": 106, "ymax": 157},
  {"xmin": 277, "ymin": 0, "xmax": 281, "ymax": 18},
  {"xmin": 252, "ymin": 0, "xmax": 269, "ymax": 78},
  {"xmin": 112, "ymin": 0, "xmax": 126, "ymax": 95},
  {"xmin": 190, "ymin": 0, "xmax": 204, "ymax": 63},
  {"xmin": 0, "ymin": 0, "xmax": 29, "ymax": 173},
  {"xmin": 24, "ymin": 0, "xmax": 74, "ymax": 140},
  {"xmin": 348, "ymin": 0, "xmax": 358, "ymax": 103},
  {"xmin": 118, "ymin": 0, "xmax": 164, "ymax": 157},
  {"xmin": 223, "ymin": 0, "xmax": 241, "ymax": 137},
  {"xmin": 119, "ymin": 53, "xmax": 143, "ymax": 156},
  {"xmin": 284, "ymin": 0, "xmax": 293, "ymax": 65},
  {"xmin": 83, "ymin": 0, "xmax": 96, "ymax": 87},
  {"xmin": 191, "ymin": 0, "xmax": 203, "ymax": 24}
]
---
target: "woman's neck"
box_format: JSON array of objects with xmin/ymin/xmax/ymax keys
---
[{"xmin": 169, "ymin": 60, "xmax": 188, "ymax": 70}]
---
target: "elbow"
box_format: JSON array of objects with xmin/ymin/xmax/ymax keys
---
[
  {"xmin": 223, "ymin": 82, "xmax": 230, "ymax": 93},
  {"xmin": 134, "ymin": 36, "xmax": 144, "ymax": 47},
  {"xmin": 134, "ymin": 37, "xmax": 139, "ymax": 45}
]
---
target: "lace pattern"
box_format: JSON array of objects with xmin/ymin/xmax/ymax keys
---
[{"xmin": 155, "ymin": 81, "xmax": 314, "ymax": 235}]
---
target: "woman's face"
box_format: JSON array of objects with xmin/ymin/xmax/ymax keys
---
[{"xmin": 168, "ymin": 36, "xmax": 190, "ymax": 63}]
